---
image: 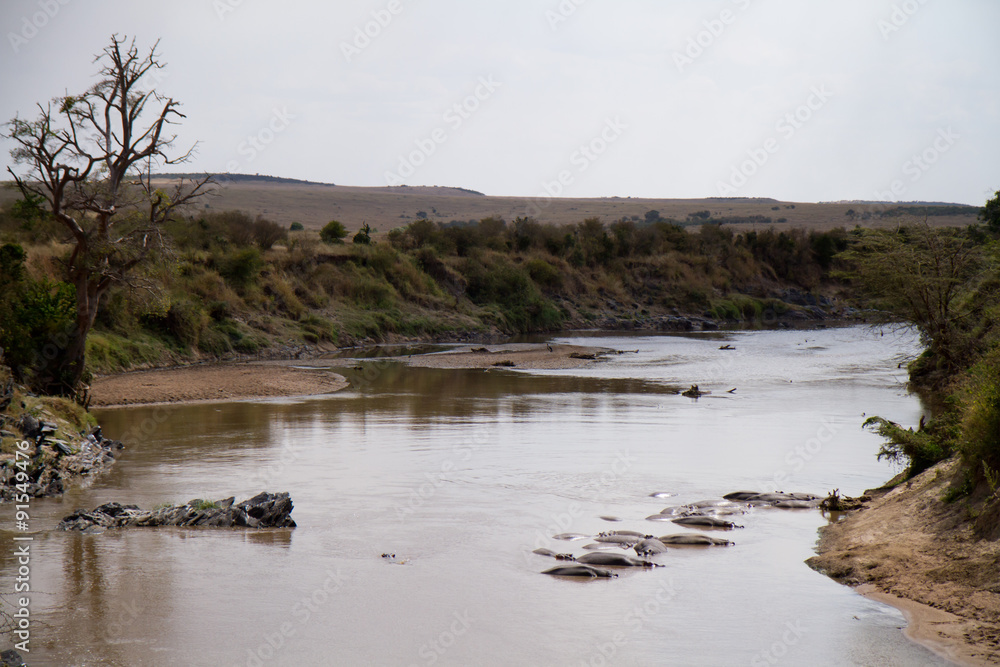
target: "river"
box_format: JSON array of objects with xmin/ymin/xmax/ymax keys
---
[{"xmin": 8, "ymin": 325, "xmax": 955, "ymax": 666}]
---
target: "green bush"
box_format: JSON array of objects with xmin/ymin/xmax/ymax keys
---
[
  {"xmin": 290, "ymin": 222, "xmax": 304, "ymax": 231},
  {"xmin": 525, "ymin": 258, "xmax": 562, "ymax": 289},
  {"xmin": 0, "ymin": 243, "xmax": 77, "ymax": 385},
  {"xmin": 864, "ymin": 414, "xmax": 957, "ymax": 479},
  {"xmin": 219, "ymin": 248, "xmax": 264, "ymax": 289},
  {"xmin": 320, "ymin": 220, "xmax": 348, "ymax": 244},
  {"xmin": 463, "ymin": 259, "xmax": 563, "ymax": 331},
  {"xmin": 353, "ymin": 223, "xmax": 372, "ymax": 245},
  {"xmin": 959, "ymin": 349, "xmax": 1000, "ymax": 475},
  {"xmin": 251, "ymin": 218, "xmax": 287, "ymax": 250}
]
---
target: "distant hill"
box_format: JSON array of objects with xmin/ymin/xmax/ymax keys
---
[
  {"xmin": 157, "ymin": 172, "xmax": 336, "ymax": 187},
  {"xmin": 1, "ymin": 175, "xmax": 980, "ymax": 234}
]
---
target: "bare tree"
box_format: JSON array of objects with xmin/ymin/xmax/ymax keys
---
[{"xmin": 4, "ymin": 35, "xmax": 212, "ymax": 395}]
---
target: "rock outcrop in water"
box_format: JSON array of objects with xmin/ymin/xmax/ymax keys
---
[{"xmin": 58, "ymin": 492, "xmax": 296, "ymax": 532}]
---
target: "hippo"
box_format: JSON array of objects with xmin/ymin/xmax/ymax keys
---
[
  {"xmin": 599, "ymin": 530, "xmax": 650, "ymax": 538},
  {"xmin": 599, "ymin": 515, "xmax": 623, "ymax": 522},
  {"xmin": 532, "ymin": 548, "xmax": 575, "ymax": 560},
  {"xmin": 633, "ymin": 538, "xmax": 669, "ymax": 556},
  {"xmin": 748, "ymin": 492, "xmax": 819, "ymax": 503},
  {"xmin": 649, "ymin": 492, "xmax": 676, "ymax": 499},
  {"xmin": 645, "ymin": 514, "xmax": 676, "ymax": 522},
  {"xmin": 582, "ymin": 542, "xmax": 625, "ymax": 551},
  {"xmin": 658, "ymin": 533, "xmax": 734, "ymax": 546},
  {"xmin": 657, "ymin": 506, "xmax": 690, "ymax": 517},
  {"xmin": 770, "ymin": 499, "xmax": 821, "ymax": 509},
  {"xmin": 723, "ymin": 491, "xmax": 820, "ymax": 504},
  {"xmin": 542, "ymin": 565, "xmax": 616, "ymax": 578},
  {"xmin": 595, "ymin": 534, "xmax": 643, "ymax": 545},
  {"xmin": 686, "ymin": 499, "xmax": 741, "ymax": 509},
  {"xmin": 723, "ymin": 491, "xmax": 759, "ymax": 501},
  {"xmin": 577, "ymin": 552, "xmax": 659, "ymax": 568},
  {"xmin": 671, "ymin": 516, "xmax": 741, "ymax": 530},
  {"xmin": 681, "ymin": 506, "xmax": 745, "ymax": 517},
  {"xmin": 552, "ymin": 533, "xmax": 591, "ymax": 541}
]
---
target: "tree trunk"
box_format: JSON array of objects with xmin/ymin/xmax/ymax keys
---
[{"xmin": 33, "ymin": 276, "xmax": 100, "ymax": 397}]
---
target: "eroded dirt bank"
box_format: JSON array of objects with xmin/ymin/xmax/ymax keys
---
[{"xmin": 808, "ymin": 459, "xmax": 1000, "ymax": 665}]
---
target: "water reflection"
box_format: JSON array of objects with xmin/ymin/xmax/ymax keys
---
[{"xmin": 10, "ymin": 327, "xmax": 952, "ymax": 666}]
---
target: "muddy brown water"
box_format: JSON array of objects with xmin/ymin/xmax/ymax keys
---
[{"xmin": 4, "ymin": 326, "xmax": 955, "ymax": 665}]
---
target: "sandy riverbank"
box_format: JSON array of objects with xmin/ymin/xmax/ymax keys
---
[
  {"xmin": 89, "ymin": 364, "xmax": 349, "ymax": 407},
  {"xmin": 807, "ymin": 459, "xmax": 1000, "ymax": 665},
  {"xmin": 398, "ymin": 343, "xmax": 611, "ymax": 370}
]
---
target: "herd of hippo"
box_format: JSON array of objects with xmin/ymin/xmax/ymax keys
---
[{"xmin": 536, "ymin": 490, "xmax": 822, "ymax": 578}]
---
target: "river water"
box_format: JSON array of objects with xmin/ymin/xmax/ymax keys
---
[{"xmin": 6, "ymin": 325, "xmax": 955, "ymax": 666}]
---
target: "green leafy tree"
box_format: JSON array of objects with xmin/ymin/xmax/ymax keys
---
[
  {"xmin": 3, "ymin": 35, "xmax": 211, "ymax": 395},
  {"xmin": 981, "ymin": 190, "xmax": 1000, "ymax": 234},
  {"xmin": 0, "ymin": 244, "xmax": 76, "ymax": 384},
  {"xmin": 841, "ymin": 225, "xmax": 989, "ymax": 384},
  {"xmin": 320, "ymin": 220, "xmax": 348, "ymax": 244}
]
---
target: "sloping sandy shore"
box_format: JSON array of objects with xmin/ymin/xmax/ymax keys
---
[
  {"xmin": 90, "ymin": 364, "xmax": 349, "ymax": 407},
  {"xmin": 808, "ymin": 459, "xmax": 1000, "ymax": 665}
]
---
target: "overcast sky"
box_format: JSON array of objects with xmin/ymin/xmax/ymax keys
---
[{"xmin": 1, "ymin": 0, "xmax": 997, "ymax": 205}]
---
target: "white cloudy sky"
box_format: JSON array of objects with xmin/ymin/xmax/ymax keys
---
[{"xmin": 1, "ymin": 0, "xmax": 997, "ymax": 205}]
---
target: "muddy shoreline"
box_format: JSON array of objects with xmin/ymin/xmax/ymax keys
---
[
  {"xmin": 88, "ymin": 343, "xmax": 619, "ymax": 407},
  {"xmin": 89, "ymin": 363, "xmax": 350, "ymax": 408}
]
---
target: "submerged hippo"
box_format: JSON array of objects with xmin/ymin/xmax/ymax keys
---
[
  {"xmin": 722, "ymin": 491, "xmax": 760, "ymax": 501},
  {"xmin": 600, "ymin": 530, "xmax": 650, "ymax": 538},
  {"xmin": 657, "ymin": 506, "xmax": 690, "ymax": 517},
  {"xmin": 686, "ymin": 499, "xmax": 741, "ymax": 509},
  {"xmin": 671, "ymin": 516, "xmax": 741, "ymax": 530},
  {"xmin": 645, "ymin": 514, "xmax": 676, "ymax": 522},
  {"xmin": 723, "ymin": 491, "xmax": 820, "ymax": 504},
  {"xmin": 595, "ymin": 534, "xmax": 643, "ymax": 545},
  {"xmin": 582, "ymin": 542, "xmax": 626, "ymax": 551},
  {"xmin": 552, "ymin": 533, "xmax": 590, "ymax": 541},
  {"xmin": 658, "ymin": 533, "xmax": 734, "ymax": 546},
  {"xmin": 770, "ymin": 499, "xmax": 821, "ymax": 509},
  {"xmin": 633, "ymin": 538, "xmax": 669, "ymax": 556},
  {"xmin": 577, "ymin": 552, "xmax": 659, "ymax": 568},
  {"xmin": 681, "ymin": 506, "xmax": 746, "ymax": 517},
  {"xmin": 543, "ymin": 565, "xmax": 617, "ymax": 578},
  {"xmin": 532, "ymin": 548, "xmax": 575, "ymax": 560}
]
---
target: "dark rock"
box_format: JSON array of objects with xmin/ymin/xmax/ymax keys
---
[
  {"xmin": 17, "ymin": 415, "xmax": 39, "ymax": 440},
  {"xmin": 681, "ymin": 384, "xmax": 709, "ymax": 398},
  {"xmin": 52, "ymin": 441, "xmax": 76, "ymax": 456},
  {"xmin": 0, "ymin": 648, "xmax": 26, "ymax": 666},
  {"xmin": 58, "ymin": 492, "xmax": 296, "ymax": 531},
  {"xmin": 0, "ymin": 378, "xmax": 13, "ymax": 412}
]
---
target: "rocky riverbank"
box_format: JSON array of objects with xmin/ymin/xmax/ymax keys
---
[
  {"xmin": 0, "ymin": 376, "xmax": 124, "ymax": 501},
  {"xmin": 807, "ymin": 459, "xmax": 1000, "ymax": 666}
]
